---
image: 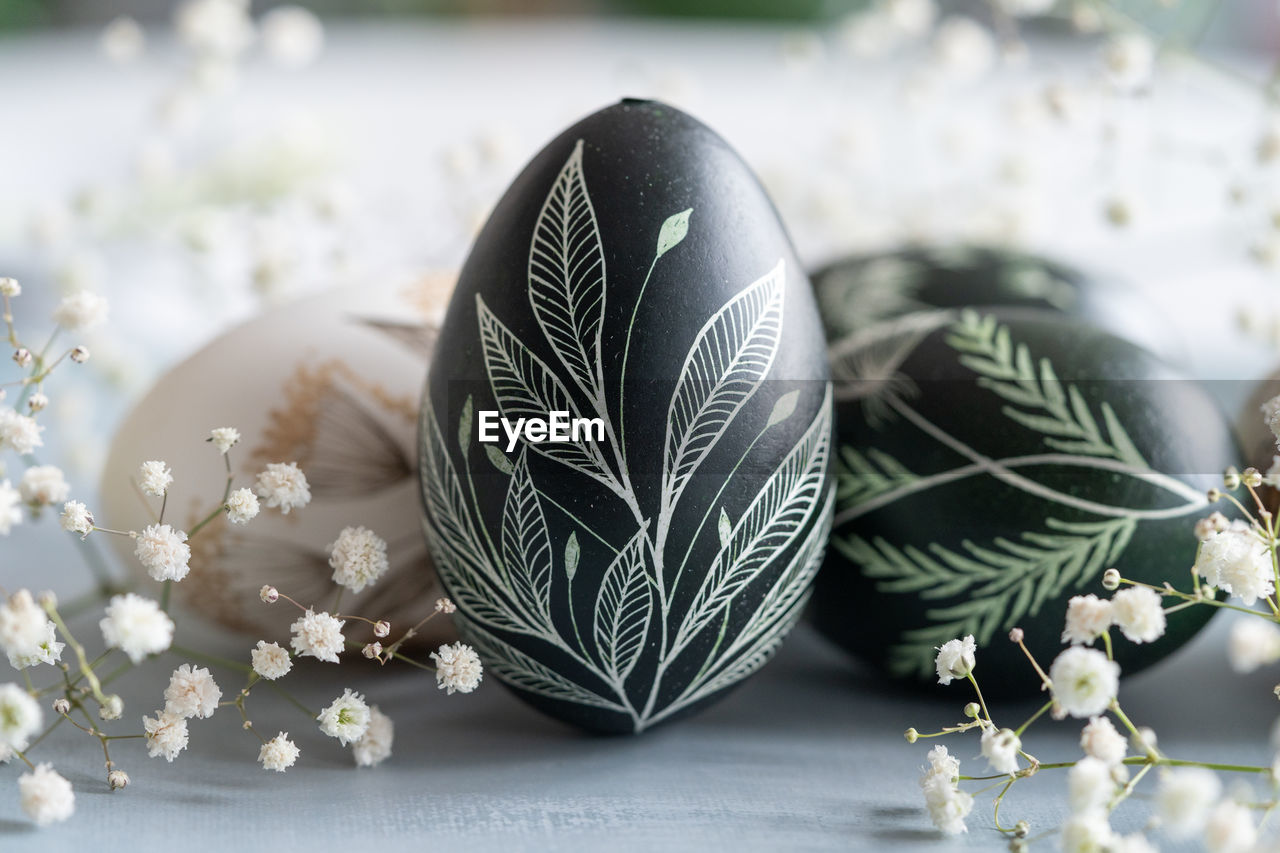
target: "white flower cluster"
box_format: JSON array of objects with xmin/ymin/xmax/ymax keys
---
[
  {"xmin": 919, "ymin": 745, "xmax": 972, "ymax": 835},
  {"xmin": 430, "ymin": 642, "xmax": 484, "ymax": 695},
  {"xmin": 0, "ymin": 590, "xmax": 64, "ymax": 671},
  {"xmin": 327, "ymin": 525, "xmax": 390, "ymax": 593},
  {"xmin": 1061, "ymin": 586, "xmax": 1167, "ymax": 647},
  {"xmin": 1193, "ymin": 523, "xmax": 1275, "ymax": 606}
]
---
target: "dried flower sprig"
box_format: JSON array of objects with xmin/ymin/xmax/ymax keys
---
[
  {"xmin": 904, "ymin": 398, "xmax": 1280, "ymax": 849},
  {"xmin": 0, "ymin": 277, "xmax": 481, "ymax": 827}
]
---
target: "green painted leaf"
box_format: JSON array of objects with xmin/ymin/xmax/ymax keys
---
[
  {"xmin": 766, "ymin": 389, "xmax": 800, "ymax": 428},
  {"xmin": 458, "ymin": 395, "xmax": 474, "ymax": 461},
  {"xmin": 564, "ymin": 532, "xmax": 580, "ymax": 582},
  {"xmin": 484, "ymin": 443, "xmax": 514, "ymax": 475},
  {"xmin": 656, "ymin": 208, "xmax": 693, "ymax": 259}
]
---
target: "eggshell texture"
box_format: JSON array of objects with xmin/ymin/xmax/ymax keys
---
[
  {"xmin": 420, "ymin": 100, "xmax": 833, "ymax": 733},
  {"xmin": 811, "ymin": 245, "xmax": 1180, "ymax": 364},
  {"xmin": 809, "ymin": 309, "xmax": 1233, "ymax": 697},
  {"xmin": 101, "ymin": 276, "xmax": 455, "ymax": 647}
]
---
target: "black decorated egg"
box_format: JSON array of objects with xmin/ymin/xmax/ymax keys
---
[
  {"xmin": 419, "ymin": 100, "xmax": 833, "ymax": 733},
  {"xmin": 811, "ymin": 245, "xmax": 1179, "ymax": 363},
  {"xmin": 810, "ymin": 309, "xmax": 1233, "ymax": 697}
]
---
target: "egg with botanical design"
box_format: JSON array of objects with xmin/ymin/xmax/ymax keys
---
[
  {"xmin": 810, "ymin": 309, "xmax": 1234, "ymax": 696},
  {"xmin": 420, "ymin": 100, "xmax": 833, "ymax": 733},
  {"xmin": 101, "ymin": 277, "xmax": 455, "ymax": 647},
  {"xmin": 811, "ymin": 245, "xmax": 1179, "ymax": 363}
]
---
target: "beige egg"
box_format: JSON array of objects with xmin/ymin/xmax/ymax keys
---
[{"xmin": 100, "ymin": 273, "xmax": 455, "ymax": 648}]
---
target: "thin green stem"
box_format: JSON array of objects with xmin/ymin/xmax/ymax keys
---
[{"xmin": 1014, "ymin": 700, "xmax": 1054, "ymax": 737}]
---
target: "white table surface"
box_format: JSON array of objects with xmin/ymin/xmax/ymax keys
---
[{"xmin": 2, "ymin": 18, "xmax": 1279, "ymax": 852}]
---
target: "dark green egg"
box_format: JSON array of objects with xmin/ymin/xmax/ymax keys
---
[
  {"xmin": 419, "ymin": 100, "xmax": 833, "ymax": 732},
  {"xmin": 811, "ymin": 245, "xmax": 1179, "ymax": 364},
  {"xmin": 810, "ymin": 309, "xmax": 1233, "ymax": 697}
]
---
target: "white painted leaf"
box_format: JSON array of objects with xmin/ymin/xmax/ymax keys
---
[
  {"xmin": 766, "ymin": 389, "xmax": 800, "ymax": 428},
  {"xmin": 458, "ymin": 395, "xmax": 474, "ymax": 460},
  {"xmin": 500, "ymin": 451, "xmax": 554, "ymax": 627},
  {"xmin": 477, "ymin": 295, "xmax": 617, "ymax": 491},
  {"xmin": 661, "ymin": 260, "xmax": 786, "ymax": 520},
  {"xmin": 674, "ymin": 387, "xmax": 831, "ymax": 653},
  {"xmin": 593, "ymin": 529, "xmax": 652, "ymax": 685},
  {"xmin": 484, "ymin": 443, "xmax": 514, "ymax": 475},
  {"xmin": 656, "ymin": 208, "xmax": 693, "ymax": 259},
  {"xmin": 564, "ymin": 532, "xmax": 580, "ymax": 582},
  {"xmin": 717, "ymin": 507, "xmax": 732, "ymax": 549},
  {"xmin": 528, "ymin": 140, "xmax": 607, "ymax": 403},
  {"xmin": 461, "ymin": 620, "xmax": 628, "ymax": 714}
]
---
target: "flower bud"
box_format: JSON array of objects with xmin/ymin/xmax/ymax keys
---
[
  {"xmin": 70, "ymin": 345, "xmax": 90, "ymax": 364},
  {"xmin": 99, "ymin": 694, "xmax": 123, "ymax": 720},
  {"xmin": 12, "ymin": 348, "xmax": 32, "ymax": 368},
  {"xmin": 1013, "ymin": 820, "xmax": 1030, "ymax": 839},
  {"xmin": 1244, "ymin": 467, "xmax": 1264, "ymax": 488},
  {"xmin": 0, "ymin": 277, "xmax": 20, "ymax": 297},
  {"xmin": 37, "ymin": 590, "xmax": 57, "ymax": 609},
  {"xmin": 259, "ymin": 585, "xmax": 279, "ymax": 604},
  {"xmin": 27, "ymin": 392, "xmax": 48, "ymax": 413},
  {"xmin": 52, "ymin": 698, "xmax": 70, "ymax": 715},
  {"xmin": 435, "ymin": 597, "xmax": 456, "ymax": 614},
  {"xmin": 1224, "ymin": 466, "xmax": 1241, "ymax": 489},
  {"xmin": 373, "ymin": 620, "xmax": 390, "ymax": 638},
  {"xmin": 1207, "ymin": 487, "xmax": 1222, "ymax": 503},
  {"xmin": 904, "ymin": 727, "xmax": 919, "ymax": 743},
  {"xmin": 363, "ymin": 642, "xmax": 382, "ymax": 659},
  {"xmin": 108, "ymin": 769, "xmax": 129, "ymax": 790},
  {"xmin": 963, "ymin": 702, "xmax": 981, "ymax": 719},
  {"xmin": 1008, "ymin": 627, "xmax": 1024, "ymax": 643},
  {"xmin": 1009, "ymin": 839, "xmax": 1028, "ymax": 853},
  {"xmin": 1102, "ymin": 568, "xmax": 1121, "ymax": 591}
]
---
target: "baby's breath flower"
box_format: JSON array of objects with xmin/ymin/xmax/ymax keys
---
[
  {"xmin": 163, "ymin": 664, "xmax": 222, "ymax": 719},
  {"xmin": 1203, "ymin": 800, "xmax": 1257, "ymax": 853},
  {"xmin": 51, "ymin": 698, "xmax": 69, "ymax": 716},
  {"xmin": 0, "ymin": 481, "xmax": 21, "ymax": 535},
  {"xmin": 208, "ymin": 427, "xmax": 240, "ymax": 454},
  {"xmin": 1157, "ymin": 767, "xmax": 1221, "ymax": 839},
  {"xmin": 919, "ymin": 746, "xmax": 970, "ymax": 835},
  {"xmin": 327, "ymin": 525, "xmax": 389, "ymax": 593},
  {"xmin": 259, "ymin": 585, "xmax": 279, "ymax": 604},
  {"xmin": 51, "ymin": 290, "xmax": 108, "ymax": 331},
  {"xmin": 1068, "ymin": 757, "xmax": 1114, "ymax": 813},
  {"xmin": 430, "ymin": 642, "xmax": 483, "ymax": 695},
  {"xmin": 362, "ymin": 642, "xmax": 382, "ymax": 659},
  {"xmin": 99, "ymin": 695, "xmax": 123, "ymax": 721},
  {"xmin": 7, "ymin": 619, "xmax": 64, "ymax": 670},
  {"xmin": 1195, "ymin": 512, "xmax": 1231, "ymax": 541},
  {"xmin": 59, "ymin": 501, "xmax": 94, "ymax": 537},
  {"xmin": 69, "ymin": 345, "xmax": 89, "ymax": 364},
  {"xmin": 137, "ymin": 460, "xmax": 173, "ymax": 497},
  {"xmin": 0, "ymin": 683, "xmax": 42, "ymax": 751},
  {"xmin": 26, "ymin": 392, "xmax": 47, "ymax": 413},
  {"xmin": 107, "ymin": 769, "xmax": 129, "ymax": 790},
  {"xmin": 0, "ymin": 277, "xmax": 19, "ymax": 296},
  {"xmin": 254, "ymin": 462, "xmax": 311, "ymax": 514},
  {"xmin": 1061, "ymin": 809, "xmax": 1115, "ymax": 853},
  {"xmin": 931, "ymin": 17, "xmax": 994, "ymax": 82},
  {"xmin": 352, "ymin": 705, "xmax": 393, "ymax": 767},
  {"xmin": 1080, "ymin": 716, "xmax": 1126, "ymax": 766},
  {"xmin": 317, "ymin": 688, "xmax": 370, "ymax": 745},
  {"xmin": 290, "ymin": 610, "xmax": 345, "ymax": 663},
  {"xmin": 1195, "ymin": 527, "xmax": 1275, "ymax": 606},
  {"xmin": 436, "ymin": 597, "xmax": 456, "ymax": 614},
  {"xmin": 142, "ymin": 710, "xmax": 189, "ymax": 762},
  {"xmin": 100, "ymin": 593, "xmax": 174, "ymax": 663},
  {"xmin": 1062, "ymin": 594, "xmax": 1112, "ymax": 645},
  {"xmin": 12, "ymin": 348, "xmax": 31, "ymax": 369},
  {"xmin": 18, "ymin": 764, "xmax": 74, "ymax": 826},
  {"xmin": 251, "ymin": 640, "xmax": 292, "ymax": 680},
  {"xmin": 373, "ymin": 620, "xmax": 390, "ymax": 638},
  {"xmin": 133, "ymin": 523, "xmax": 191, "ymax": 582},
  {"xmin": 1050, "ymin": 647, "xmax": 1120, "ymax": 719},
  {"xmin": 0, "ymin": 590, "xmax": 49, "ymax": 662},
  {"xmin": 258, "ymin": 732, "xmax": 300, "ymax": 772},
  {"xmin": 18, "ymin": 465, "xmax": 69, "ymax": 507},
  {"xmin": 979, "ymin": 727, "xmax": 1020, "ymax": 775},
  {"xmin": 225, "ymin": 488, "xmax": 259, "ymax": 525},
  {"xmin": 933, "ymin": 635, "xmax": 976, "ymax": 685},
  {"xmin": 1110, "ymin": 586, "xmax": 1166, "ymax": 644},
  {"xmin": 1102, "ymin": 31, "xmax": 1155, "ymax": 91},
  {"xmin": 1228, "ymin": 618, "xmax": 1280, "ymax": 673}
]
